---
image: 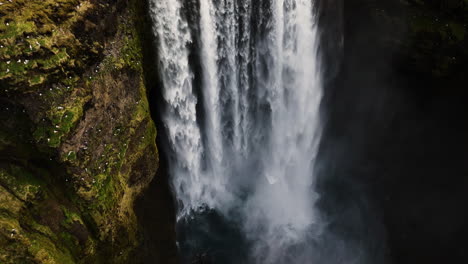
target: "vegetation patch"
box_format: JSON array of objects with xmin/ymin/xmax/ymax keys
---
[{"xmin": 0, "ymin": 0, "xmax": 159, "ymax": 263}]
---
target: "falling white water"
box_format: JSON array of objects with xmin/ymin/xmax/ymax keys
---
[{"xmin": 151, "ymin": 0, "xmax": 323, "ymax": 262}]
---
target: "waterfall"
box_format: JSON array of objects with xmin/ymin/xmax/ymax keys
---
[{"xmin": 150, "ymin": 0, "xmax": 323, "ymax": 262}]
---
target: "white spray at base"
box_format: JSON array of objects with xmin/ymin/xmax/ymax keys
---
[{"xmin": 150, "ymin": 0, "xmax": 323, "ymax": 262}]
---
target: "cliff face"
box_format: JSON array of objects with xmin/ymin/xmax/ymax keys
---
[
  {"xmin": 345, "ymin": 0, "xmax": 467, "ymax": 80},
  {"xmin": 0, "ymin": 0, "xmax": 159, "ymax": 263},
  {"xmin": 321, "ymin": 1, "xmax": 468, "ymax": 264}
]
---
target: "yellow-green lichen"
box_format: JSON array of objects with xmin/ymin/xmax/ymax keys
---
[
  {"xmin": 28, "ymin": 232, "xmax": 75, "ymax": 264},
  {"xmin": 1, "ymin": 0, "xmax": 160, "ymax": 263},
  {"xmin": 0, "ymin": 165, "xmax": 43, "ymax": 202},
  {"xmin": 33, "ymin": 96, "xmax": 88, "ymax": 148},
  {"xmin": 0, "ymin": 0, "xmax": 96, "ymax": 90}
]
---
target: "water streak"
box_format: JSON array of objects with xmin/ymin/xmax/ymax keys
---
[{"xmin": 150, "ymin": 0, "xmax": 323, "ymax": 261}]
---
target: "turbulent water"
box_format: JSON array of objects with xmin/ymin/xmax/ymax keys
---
[{"xmin": 150, "ymin": 0, "xmax": 323, "ymax": 262}]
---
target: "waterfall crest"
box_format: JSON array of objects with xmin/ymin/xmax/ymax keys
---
[{"xmin": 150, "ymin": 0, "xmax": 323, "ymax": 262}]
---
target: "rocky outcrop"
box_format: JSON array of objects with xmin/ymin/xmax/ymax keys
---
[{"xmin": 0, "ymin": 0, "xmax": 159, "ymax": 263}]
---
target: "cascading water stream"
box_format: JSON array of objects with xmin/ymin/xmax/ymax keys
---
[{"xmin": 150, "ymin": 0, "xmax": 323, "ymax": 262}]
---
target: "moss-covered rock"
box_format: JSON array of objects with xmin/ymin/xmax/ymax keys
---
[{"xmin": 0, "ymin": 0, "xmax": 158, "ymax": 263}]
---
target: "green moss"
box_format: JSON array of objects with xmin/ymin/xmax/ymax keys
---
[
  {"xmin": 58, "ymin": 232, "xmax": 79, "ymax": 251},
  {"xmin": 0, "ymin": 0, "xmax": 93, "ymax": 90},
  {"xmin": 131, "ymin": 79, "xmax": 157, "ymax": 155},
  {"xmin": 96, "ymin": 174, "xmax": 118, "ymax": 209},
  {"xmin": 0, "ymin": 165, "xmax": 43, "ymax": 202},
  {"xmin": 0, "ymin": 185, "xmax": 23, "ymax": 217},
  {"xmin": 28, "ymin": 232, "xmax": 75, "ymax": 264},
  {"xmin": 99, "ymin": 9, "xmax": 144, "ymax": 74},
  {"xmin": 121, "ymin": 33, "xmax": 143, "ymax": 70},
  {"xmin": 33, "ymin": 99, "xmax": 87, "ymax": 148},
  {"xmin": 0, "ymin": 21, "xmax": 36, "ymax": 41},
  {"xmin": 29, "ymin": 219, "xmax": 56, "ymax": 239},
  {"xmin": 1, "ymin": 0, "xmax": 160, "ymax": 262},
  {"xmin": 65, "ymin": 151, "xmax": 77, "ymax": 162},
  {"xmin": 29, "ymin": 75, "xmax": 46, "ymax": 86},
  {"xmin": 61, "ymin": 207, "xmax": 84, "ymax": 229},
  {"xmin": 0, "ymin": 177, "xmax": 74, "ymax": 264}
]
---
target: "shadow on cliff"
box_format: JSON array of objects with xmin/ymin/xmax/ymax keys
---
[
  {"xmin": 317, "ymin": 1, "xmax": 468, "ymax": 264},
  {"xmin": 132, "ymin": 0, "xmax": 178, "ymax": 263}
]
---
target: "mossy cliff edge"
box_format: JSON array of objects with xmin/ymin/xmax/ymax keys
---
[{"xmin": 0, "ymin": 0, "xmax": 159, "ymax": 263}]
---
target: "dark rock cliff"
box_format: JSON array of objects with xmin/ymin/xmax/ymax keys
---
[
  {"xmin": 321, "ymin": 0, "xmax": 468, "ymax": 263},
  {"xmin": 0, "ymin": 0, "xmax": 172, "ymax": 263}
]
